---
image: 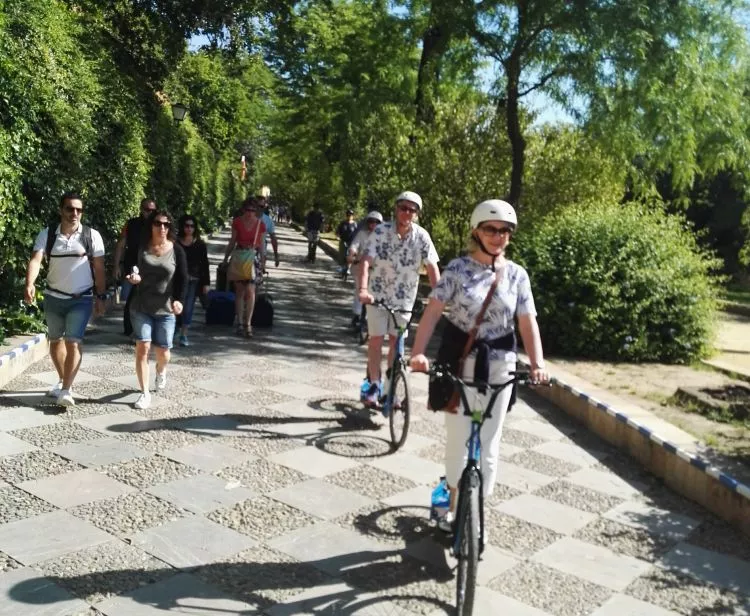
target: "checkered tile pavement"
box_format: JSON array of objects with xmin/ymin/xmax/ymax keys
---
[{"xmin": 0, "ymin": 226, "xmax": 747, "ymax": 616}]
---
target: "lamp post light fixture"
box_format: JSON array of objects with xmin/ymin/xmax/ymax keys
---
[{"xmin": 171, "ymin": 103, "xmax": 188, "ymax": 124}]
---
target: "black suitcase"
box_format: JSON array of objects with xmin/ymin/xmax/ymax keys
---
[
  {"xmin": 216, "ymin": 262, "xmax": 230, "ymax": 293},
  {"xmin": 206, "ymin": 290, "xmax": 236, "ymax": 326},
  {"xmin": 252, "ymin": 291, "xmax": 274, "ymax": 328}
]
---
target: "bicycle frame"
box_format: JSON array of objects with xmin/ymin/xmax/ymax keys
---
[
  {"xmin": 373, "ymin": 301, "xmax": 408, "ymax": 412},
  {"xmin": 453, "ymin": 383, "xmax": 509, "ymax": 556}
]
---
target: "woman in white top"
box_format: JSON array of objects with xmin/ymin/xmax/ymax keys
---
[{"xmin": 410, "ymin": 199, "xmax": 549, "ymax": 530}]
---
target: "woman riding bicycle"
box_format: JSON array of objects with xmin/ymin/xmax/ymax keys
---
[
  {"xmin": 409, "ymin": 199, "xmax": 549, "ymax": 531},
  {"xmin": 347, "ymin": 210, "xmax": 383, "ymax": 328}
]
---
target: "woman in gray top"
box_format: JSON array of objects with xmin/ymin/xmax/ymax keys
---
[{"xmin": 125, "ymin": 210, "xmax": 188, "ymax": 410}]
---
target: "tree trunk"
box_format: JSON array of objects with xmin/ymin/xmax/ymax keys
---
[{"xmin": 504, "ymin": 52, "xmax": 525, "ymax": 207}]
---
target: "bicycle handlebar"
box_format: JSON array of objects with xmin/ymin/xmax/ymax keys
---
[
  {"xmin": 427, "ymin": 365, "xmax": 531, "ymax": 390},
  {"xmin": 371, "ymin": 299, "xmax": 412, "ymax": 316}
]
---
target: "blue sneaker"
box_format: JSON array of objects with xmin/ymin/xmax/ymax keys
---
[{"xmin": 364, "ymin": 383, "xmax": 380, "ymax": 408}]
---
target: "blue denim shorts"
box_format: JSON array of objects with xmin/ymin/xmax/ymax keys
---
[
  {"xmin": 43, "ymin": 294, "xmax": 93, "ymax": 342},
  {"xmin": 130, "ymin": 310, "xmax": 176, "ymax": 349}
]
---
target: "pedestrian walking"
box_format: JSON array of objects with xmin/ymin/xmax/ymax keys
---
[
  {"xmin": 125, "ymin": 209, "xmax": 187, "ymax": 410},
  {"xmin": 222, "ymin": 198, "xmax": 266, "ymax": 337},
  {"xmin": 176, "ymin": 214, "xmax": 210, "ymax": 347},
  {"xmin": 23, "ymin": 192, "xmax": 107, "ymax": 407},
  {"xmin": 113, "ymin": 198, "xmax": 157, "ymax": 337}
]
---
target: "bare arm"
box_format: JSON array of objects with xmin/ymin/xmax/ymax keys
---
[
  {"xmin": 425, "ymin": 262, "xmax": 440, "ymax": 288},
  {"xmin": 517, "ymin": 313, "xmax": 549, "ymax": 383},
  {"xmin": 113, "ymin": 234, "xmax": 126, "ymax": 279},
  {"xmin": 24, "ymin": 251, "xmax": 44, "ymax": 304},
  {"xmin": 92, "ymin": 256, "xmax": 106, "ymax": 295},
  {"xmin": 410, "ymin": 297, "xmax": 445, "ymax": 358},
  {"xmin": 223, "ymin": 227, "xmax": 237, "ymax": 262},
  {"xmin": 357, "ymin": 256, "xmax": 373, "ymax": 304}
]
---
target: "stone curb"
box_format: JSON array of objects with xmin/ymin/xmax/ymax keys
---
[
  {"xmin": 0, "ymin": 333, "xmax": 48, "ymax": 390},
  {"xmin": 518, "ymin": 357, "xmax": 750, "ymax": 536}
]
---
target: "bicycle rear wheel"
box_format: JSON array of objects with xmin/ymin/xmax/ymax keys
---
[
  {"xmin": 456, "ymin": 468, "xmax": 480, "ymax": 615},
  {"xmin": 389, "ymin": 366, "xmax": 410, "ymax": 450}
]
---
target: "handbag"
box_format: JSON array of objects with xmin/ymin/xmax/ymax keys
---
[
  {"xmin": 428, "ymin": 272, "xmax": 500, "ymax": 413},
  {"xmin": 228, "ymin": 221, "xmax": 261, "ymax": 282}
]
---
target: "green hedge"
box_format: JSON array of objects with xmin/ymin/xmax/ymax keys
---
[
  {"xmin": 0, "ymin": 2, "xmax": 244, "ymax": 344},
  {"xmin": 515, "ymin": 201, "xmax": 721, "ymax": 362}
]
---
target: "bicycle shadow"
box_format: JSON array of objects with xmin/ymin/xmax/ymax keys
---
[{"xmin": 7, "ymin": 544, "xmax": 454, "ymax": 614}]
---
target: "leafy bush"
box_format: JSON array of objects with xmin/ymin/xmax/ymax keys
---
[{"xmin": 515, "ymin": 200, "xmax": 721, "ymax": 362}]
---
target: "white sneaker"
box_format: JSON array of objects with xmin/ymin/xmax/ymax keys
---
[
  {"xmin": 46, "ymin": 381, "xmax": 63, "ymax": 398},
  {"xmin": 134, "ymin": 392, "xmax": 151, "ymax": 410},
  {"xmin": 155, "ymin": 371, "xmax": 167, "ymax": 393},
  {"xmin": 57, "ymin": 390, "xmax": 75, "ymax": 407}
]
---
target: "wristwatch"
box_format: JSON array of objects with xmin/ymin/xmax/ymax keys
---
[
  {"xmin": 96, "ymin": 293, "xmax": 108, "ymax": 301},
  {"xmin": 532, "ymin": 360, "xmax": 546, "ymax": 370}
]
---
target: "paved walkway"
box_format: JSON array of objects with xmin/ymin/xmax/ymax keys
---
[
  {"xmin": 0, "ymin": 226, "xmax": 748, "ymax": 615},
  {"xmin": 706, "ymin": 311, "xmax": 750, "ymax": 378}
]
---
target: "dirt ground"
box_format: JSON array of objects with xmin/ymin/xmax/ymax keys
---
[{"xmin": 551, "ymin": 358, "xmax": 750, "ymax": 485}]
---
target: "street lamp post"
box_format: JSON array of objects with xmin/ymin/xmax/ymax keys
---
[{"xmin": 171, "ymin": 103, "xmax": 188, "ymax": 124}]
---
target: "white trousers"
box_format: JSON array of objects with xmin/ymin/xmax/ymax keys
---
[{"xmin": 443, "ymin": 357, "xmax": 515, "ymax": 496}]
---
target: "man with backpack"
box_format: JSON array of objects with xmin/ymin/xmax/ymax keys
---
[
  {"xmin": 24, "ymin": 192, "xmax": 106, "ymax": 407},
  {"xmin": 113, "ymin": 198, "xmax": 157, "ymax": 336},
  {"xmin": 304, "ymin": 204, "xmax": 325, "ymax": 263},
  {"xmin": 336, "ymin": 209, "xmax": 358, "ymax": 272}
]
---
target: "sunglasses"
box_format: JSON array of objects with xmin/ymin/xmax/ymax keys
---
[
  {"xmin": 153, "ymin": 220, "xmax": 171, "ymax": 228},
  {"xmin": 183, "ymin": 223, "xmax": 195, "ymax": 228},
  {"xmin": 397, "ymin": 204, "xmax": 418, "ymax": 214},
  {"xmin": 64, "ymin": 205, "xmax": 83, "ymax": 214},
  {"xmin": 479, "ymin": 224, "xmax": 513, "ymax": 237}
]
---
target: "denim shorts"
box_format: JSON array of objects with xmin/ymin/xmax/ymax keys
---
[
  {"xmin": 130, "ymin": 310, "xmax": 176, "ymax": 349},
  {"xmin": 44, "ymin": 294, "xmax": 94, "ymax": 342}
]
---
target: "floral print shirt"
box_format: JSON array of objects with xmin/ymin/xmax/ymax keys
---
[
  {"xmin": 363, "ymin": 222, "xmax": 439, "ymax": 312},
  {"xmin": 430, "ymin": 256, "xmax": 536, "ymax": 361}
]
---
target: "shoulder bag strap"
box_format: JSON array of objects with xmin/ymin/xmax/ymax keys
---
[
  {"xmin": 252, "ymin": 220, "xmax": 262, "ymax": 248},
  {"xmin": 459, "ymin": 270, "xmax": 500, "ymax": 362}
]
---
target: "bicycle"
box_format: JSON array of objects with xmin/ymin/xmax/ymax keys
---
[
  {"xmin": 358, "ymin": 307, "xmax": 368, "ymax": 345},
  {"xmin": 427, "ymin": 365, "xmax": 530, "ymax": 616},
  {"xmin": 306, "ymin": 230, "xmax": 320, "ymax": 262},
  {"xmin": 366, "ymin": 300, "xmax": 411, "ymax": 450}
]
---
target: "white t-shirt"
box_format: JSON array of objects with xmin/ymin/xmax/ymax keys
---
[
  {"xmin": 363, "ymin": 222, "xmax": 439, "ymax": 312},
  {"xmin": 431, "ymin": 256, "xmax": 536, "ymax": 361},
  {"xmin": 33, "ymin": 224, "xmax": 105, "ymax": 298}
]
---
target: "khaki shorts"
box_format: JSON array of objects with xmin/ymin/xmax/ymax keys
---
[{"xmin": 366, "ymin": 304, "xmax": 410, "ymax": 338}]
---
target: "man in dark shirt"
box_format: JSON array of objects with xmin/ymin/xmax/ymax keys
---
[
  {"xmin": 304, "ymin": 204, "xmax": 325, "ymax": 263},
  {"xmin": 336, "ymin": 209, "xmax": 358, "ymax": 269},
  {"xmin": 113, "ymin": 198, "xmax": 157, "ymax": 335}
]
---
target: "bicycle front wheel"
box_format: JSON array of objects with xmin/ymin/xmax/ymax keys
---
[
  {"xmin": 456, "ymin": 468, "xmax": 480, "ymax": 615},
  {"xmin": 389, "ymin": 366, "xmax": 411, "ymax": 450}
]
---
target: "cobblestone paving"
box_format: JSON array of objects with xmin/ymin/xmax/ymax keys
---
[{"xmin": 0, "ymin": 225, "xmax": 748, "ymax": 615}]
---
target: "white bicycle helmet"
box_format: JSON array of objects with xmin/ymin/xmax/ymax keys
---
[
  {"xmin": 366, "ymin": 211, "xmax": 384, "ymax": 223},
  {"xmin": 470, "ymin": 199, "xmax": 517, "ymax": 229},
  {"xmin": 395, "ymin": 191, "xmax": 423, "ymax": 211}
]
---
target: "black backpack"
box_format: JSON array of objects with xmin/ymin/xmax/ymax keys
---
[{"xmin": 45, "ymin": 224, "xmax": 94, "ymax": 261}]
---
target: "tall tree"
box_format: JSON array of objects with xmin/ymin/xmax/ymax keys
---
[{"xmin": 468, "ymin": 0, "xmax": 748, "ymax": 206}]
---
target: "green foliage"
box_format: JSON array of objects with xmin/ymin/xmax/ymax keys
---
[
  {"xmin": 515, "ymin": 201, "xmax": 721, "ymax": 363},
  {"xmin": 523, "ymin": 126, "xmax": 626, "ymax": 223}
]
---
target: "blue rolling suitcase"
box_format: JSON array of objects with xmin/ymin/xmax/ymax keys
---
[{"xmin": 206, "ymin": 290, "xmax": 235, "ymax": 326}]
